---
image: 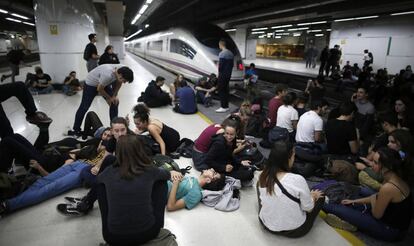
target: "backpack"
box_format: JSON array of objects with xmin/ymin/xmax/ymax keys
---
[
  {"xmin": 152, "ymin": 154, "xmax": 191, "ymax": 175},
  {"xmin": 246, "ymin": 113, "xmax": 270, "ymax": 138},
  {"xmin": 176, "ymin": 138, "xmax": 194, "ymax": 158},
  {"xmin": 268, "ymin": 126, "xmax": 289, "ymax": 143},
  {"xmin": 0, "ymin": 172, "xmax": 39, "ymax": 200},
  {"xmin": 237, "ymin": 146, "xmax": 265, "ymax": 170},
  {"xmin": 83, "ymin": 47, "xmax": 90, "ymax": 61},
  {"xmin": 137, "ymin": 135, "xmax": 161, "ymax": 156}
]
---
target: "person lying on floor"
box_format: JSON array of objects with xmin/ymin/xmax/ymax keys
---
[
  {"xmin": 323, "ymin": 147, "xmax": 412, "ymax": 242},
  {"xmin": 133, "ymin": 104, "xmax": 180, "ymax": 155}
]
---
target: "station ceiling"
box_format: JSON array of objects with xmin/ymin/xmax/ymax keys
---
[{"xmin": 1, "ymin": 0, "xmax": 414, "ymax": 37}]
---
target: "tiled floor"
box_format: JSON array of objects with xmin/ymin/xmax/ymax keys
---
[{"xmin": 0, "ymin": 54, "xmax": 349, "ymax": 246}]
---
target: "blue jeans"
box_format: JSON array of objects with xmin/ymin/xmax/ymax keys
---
[
  {"xmin": 6, "ymin": 161, "xmax": 88, "ymax": 211},
  {"xmin": 30, "ymin": 85, "xmax": 53, "ymax": 94},
  {"xmin": 192, "ymin": 147, "xmax": 208, "ymax": 171},
  {"xmin": 73, "ymin": 83, "xmax": 117, "ymax": 131},
  {"xmin": 323, "ymin": 188, "xmax": 402, "ymax": 241}
]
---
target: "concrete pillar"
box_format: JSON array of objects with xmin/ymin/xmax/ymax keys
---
[
  {"xmin": 33, "ymin": 0, "xmax": 106, "ymax": 83},
  {"xmin": 105, "ymin": 1, "xmax": 124, "ymax": 59},
  {"xmin": 234, "ymin": 28, "xmax": 247, "ymax": 58}
]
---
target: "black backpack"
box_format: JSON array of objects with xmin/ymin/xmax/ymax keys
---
[
  {"xmin": 237, "ymin": 146, "xmax": 265, "ymax": 170},
  {"xmin": 176, "ymin": 138, "xmax": 194, "ymax": 158},
  {"xmin": 152, "ymin": 154, "xmax": 191, "ymax": 175}
]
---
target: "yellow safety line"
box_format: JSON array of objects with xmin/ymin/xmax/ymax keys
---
[
  {"xmin": 196, "ymin": 111, "xmax": 214, "ymax": 124},
  {"xmin": 196, "ymin": 111, "xmax": 365, "ymax": 246}
]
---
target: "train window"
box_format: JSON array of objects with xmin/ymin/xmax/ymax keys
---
[
  {"xmin": 170, "ymin": 39, "xmax": 197, "ymax": 59},
  {"xmin": 134, "ymin": 43, "xmax": 141, "ymax": 49},
  {"xmin": 147, "ymin": 40, "xmax": 162, "ymax": 51}
]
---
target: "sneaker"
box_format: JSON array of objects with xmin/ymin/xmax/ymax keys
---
[
  {"xmin": 64, "ymin": 196, "xmax": 83, "ymax": 204},
  {"xmin": 56, "ymin": 203, "xmax": 89, "ymax": 217},
  {"xmin": 26, "ymin": 111, "xmax": 53, "ymax": 125},
  {"xmin": 215, "ymin": 107, "xmax": 229, "ymax": 113},
  {"xmin": 324, "ymin": 213, "xmax": 357, "ymax": 232}
]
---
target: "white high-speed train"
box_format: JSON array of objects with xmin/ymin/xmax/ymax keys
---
[{"xmin": 125, "ymin": 24, "xmax": 244, "ymax": 83}]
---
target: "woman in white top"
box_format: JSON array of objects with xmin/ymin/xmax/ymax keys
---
[
  {"xmin": 257, "ymin": 141, "xmax": 324, "ymax": 237},
  {"xmin": 276, "ymin": 92, "xmax": 299, "ymax": 141}
]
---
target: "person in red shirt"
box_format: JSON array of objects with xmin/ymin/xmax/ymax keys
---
[{"xmin": 267, "ymin": 83, "xmax": 288, "ymax": 128}]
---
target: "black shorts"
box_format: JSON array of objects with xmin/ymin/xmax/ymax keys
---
[{"xmin": 10, "ymin": 63, "xmax": 19, "ymax": 76}]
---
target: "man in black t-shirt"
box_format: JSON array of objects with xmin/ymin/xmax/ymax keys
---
[
  {"xmin": 29, "ymin": 67, "xmax": 53, "ymax": 94},
  {"xmin": 1, "ymin": 49, "xmax": 31, "ymax": 83},
  {"xmin": 326, "ymin": 102, "xmax": 359, "ymax": 157},
  {"xmin": 83, "ymin": 33, "xmax": 99, "ymax": 72}
]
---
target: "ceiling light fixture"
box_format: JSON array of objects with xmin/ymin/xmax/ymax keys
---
[
  {"xmin": 288, "ymin": 28, "xmax": 298, "ymax": 31},
  {"xmin": 146, "ymin": 0, "xmax": 153, "ymax": 3},
  {"xmin": 274, "ymin": 29, "xmax": 285, "ymax": 32},
  {"xmin": 6, "ymin": 17, "xmax": 21, "ymax": 23},
  {"xmin": 11, "ymin": 13, "xmax": 29, "ymax": 20},
  {"xmin": 315, "ymin": 34, "xmax": 324, "ymax": 37},
  {"xmin": 139, "ymin": 4, "xmax": 148, "ymax": 14},
  {"xmin": 251, "ymin": 27, "xmax": 268, "ymax": 31},
  {"xmin": 126, "ymin": 29, "xmax": 142, "ymax": 40},
  {"xmin": 391, "ymin": 10, "xmax": 414, "ymax": 16},
  {"xmin": 297, "ymin": 22, "xmax": 311, "ymax": 26},
  {"xmin": 293, "ymin": 33, "xmax": 301, "ymax": 37},
  {"xmin": 0, "ymin": 8, "xmax": 8, "ymax": 14},
  {"xmin": 22, "ymin": 22, "xmax": 35, "ymax": 26},
  {"xmin": 334, "ymin": 15, "xmax": 379, "ymax": 22},
  {"xmin": 308, "ymin": 29, "xmax": 322, "ymax": 33},
  {"xmin": 271, "ymin": 24, "xmax": 292, "ymax": 29},
  {"xmin": 251, "ymin": 31, "xmax": 265, "ymax": 34},
  {"xmin": 225, "ymin": 28, "xmax": 236, "ymax": 32},
  {"xmin": 258, "ymin": 35, "xmax": 266, "ymax": 38},
  {"xmin": 275, "ymin": 36, "xmax": 282, "ymax": 39},
  {"xmin": 145, "ymin": 24, "xmax": 149, "ymax": 28}
]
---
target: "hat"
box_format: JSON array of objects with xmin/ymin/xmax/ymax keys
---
[{"xmin": 94, "ymin": 126, "xmax": 107, "ymax": 139}]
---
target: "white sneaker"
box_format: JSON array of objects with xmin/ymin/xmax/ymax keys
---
[{"xmin": 215, "ymin": 107, "xmax": 229, "ymax": 113}]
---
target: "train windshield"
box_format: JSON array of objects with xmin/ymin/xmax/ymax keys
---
[{"xmin": 190, "ymin": 24, "xmax": 240, "ymax": 56}]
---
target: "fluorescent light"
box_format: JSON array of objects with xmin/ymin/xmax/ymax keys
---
[
  {"xmin": 145, "ymin": 24, "xmax": 149, "ymax": 28},
  {"xmin": 335, "ymin": 15, "xmax": 378, "ymax": 22},
  {"xmin": 258, "ymin": 35, "xmax": 266, "ymax": 38},
  {"xmin": 297, "ymin": 22, "xmax": 311, "ymax": 26},
  {"xmin": 311, "ymin": 21, "xmax": 327, "ymax": 25},
  {"xmin": 271, "ymin": 24, "xmax": 292, "ymax": 29},
  {"xmin": 0, "ymin": 8, "xmax": 8, "ymax": 14},
  {"xmin": 139, "ymin": 4, "xmax": 148, "ymax": 14},
  {"xmin": 288, "ymin": 28, "xmax": 297, "ymax": 31},
  {"xmin": 251, "ymin": 27, "xmax": 268, "ymax": 31},
  {"xmin": 11, "ymin": 13, "xmax": 29, "ymax": 20},
  {"xmin": 334, "ymin": 18, "xmax": 354, "ymax": 22},
  {"xmin": 126, "ymin": 29, "xmax": 142, "ymax": 40},
  {"xmin": 293, "ymin": 33, "xmax": 301, "ymax": 37},
  {"xmin": 297, "ymin": 27, "xmax": 309, "ymax": 30},
  {"xmin": 131, "ymin": 14, "xmax": 141, "ymax": 24},
  {"xmin": 308, "ymin": 29, "xmax": 322, "ymax": 33},
  {"xmin": 146, "ymin": 0, "xmax": 153, "ymax": 3},
  {"xmin": 391, "ymin": 10, "xmax": 414, "ymax": 16},
  {"xmin": 281, "ymin": 33, "xmax": 290, "ymax": 35},
  {"xmin": 275, "ymin": 36, "xmax": 281, "ymax": 39},
  {"xmin": 315, "ymin": 34, "xmax": 324, "ymax": 37},
  {"xmin": 274, "ymin": 29, "xmax": 285, "ymax": 32},
  {"xmin": 251, "ymin": 31, "xmax": 265, "ymax": 34},
  {"xmin": 22, "ymin": 22, "xmax": 35, "ymax": 26},
  {"xmin": 225, "ymin": 28, "xmax": 236, "ymax": 32},
  {"xmin": 298, "ymin": 21, "xmax": 327, "ymax": 26},
  {"xmin": 6, "ymin": 17, "xmax": 21, "ymax": 23},
  {"xmin": 326, "ymin": 29, "xmax": 331, "ymax": 31},
  {"xmin": 354, "ymin": 15, "xmax": 379, "ymax": 20}
]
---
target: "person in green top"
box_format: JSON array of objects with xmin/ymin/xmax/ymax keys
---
[{"xmin": 167, "ymin": 168, "xmax": 224, "ymax": 211}]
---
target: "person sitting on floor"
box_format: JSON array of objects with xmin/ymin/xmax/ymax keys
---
[
  {"xmin": 325, "ymin": 101, "xmax": 359, "ymax": 161},
  {"xmin": 96, "ymin": 134, "xmax": 179, "ymax": 245},
  {"xmin": 192, "ymin": 117, "xmax": 241, "ymax": 171},
  {"xmin": 195, "ymin": 76, "xmax": 216, "ymax": 107},
  {"xmin": 295, "ymin": 99, "xmax": 329, "ymax": 144},
  {"xmin": 166, "ymin": 168, "xmax": 225, "ymax": 211},
  {"xmin": 204, "ymin": 119, "xmax": 255, "ymax": 186},
  {"xmin": 29, "ymin": 67, "xmax": 53, "ymax": 94},
  {"xmin": 173, "ymin": 80, "xmax": 197, "ymax": 114},
  {"xmin": 268, "ymin": 83, "xmax": 288, "ymax": 128},
  {"xmin": 62, "ymin": 71, "xmax": 82, "ymax": 96},
  {"xmin": 323, "ymin": 147, "xmax": 412, "ymax": 242},
  {"xmin": 142, "ymin": 76, "xmax": 172, "ymax": 108},
  {"xmin": 276, "ymin": 92, "xmax": 299, "ymax": 142},
  {"xmin": 169, "ymin": 74, "xmax": 185, "ymax": 98},
  {"xmin": 133, "ymin": 104, "xmax": 180, "ymax": 155},
  {"xmin": 257, "ymin": 141, "xmax": 325, "ymax": 238}
]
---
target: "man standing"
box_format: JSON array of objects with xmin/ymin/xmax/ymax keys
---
[
  {"xmin": 319, "ymin": 46, "xmax": 329, "ymax": 75},
  {"xmin": 325, "ymin": 45, "xmax": 341, "ymax": 76},
  {"xmin": 69, "ymin": 64, "xmax": 133, "ymax": 136},
  {"xmin": 1, "ymin": 49, "xmax": 31, "ymax": 83},
  {"xmin": 216, "ymin": 39, "xmax": 234, "ymax": 113},
  {"xmin": 83, "ymin": 33, "xmax": 99, "ymax": 72}
]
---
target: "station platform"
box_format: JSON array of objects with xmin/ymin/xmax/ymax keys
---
[
  {"xmin": 0, "ymin": 53, "xmax": 391, "ymax": 246},
  {"xmin": 243, "ymin": 58, "xmax": 320, "ymax": 78}
]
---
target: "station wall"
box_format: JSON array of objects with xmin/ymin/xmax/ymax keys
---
[{"xmin": 329, "ymin": 15, "xmax": 414, "ymax": 74}]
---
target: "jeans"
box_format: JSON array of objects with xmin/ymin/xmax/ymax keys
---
[
  {"xmin": 6, "ymin": 161, "xmax": 88, "ymax": 211},
  {"xmin": 0, "ymin": 82, "xmax": 37, "ymax": 138},
  {"xmin": 217, "ymin": 76, "xmax": 230, "ymax": 108},
  {"xmin": 30, "ymin": 85, "xmax": 53, "ymax": 94},
  {"xmin": 98, "ymin": 180, "xmax": 168, "ymax": 245},
  {"xmin": 192, "ymin": 147, "xmax": 208, "ymax": 171},
  {"xmin": 73, "ymin": 83, "xmax": 117, "ymax": 131},
  {"xmin": 0, "ymin": 133, "xmax": 45, "ymax": 172},
  {"xmin": 87, "ymin": 59, "xmax": 98, "ymax": 72},
  {"xmin": 323, "ymin": 203, "xmax": 401, "ymax": 241}
]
